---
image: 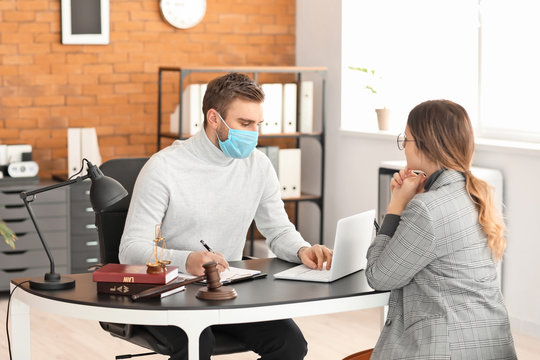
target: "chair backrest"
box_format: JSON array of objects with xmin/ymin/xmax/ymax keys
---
[{"xmin": 95, "ymin": 157, "xmax": 148, "ymax": 264}]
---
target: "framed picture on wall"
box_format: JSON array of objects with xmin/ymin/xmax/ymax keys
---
[{"xmin": 61, "ymin": 0, "xmax": 109, "ymax": 45}]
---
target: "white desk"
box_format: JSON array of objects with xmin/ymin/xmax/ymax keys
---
[{"xmin": 10, "ymin": 258, "xmax": 390, "ymax": 359}]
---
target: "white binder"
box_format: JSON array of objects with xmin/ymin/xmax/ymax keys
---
[
  {"xmin": 181, "ymin": 84, "xmax": 202, "ymax": 135},
  {"xmin": 282, "ymin": 83, "xmax": 297, "ymax": 133},
  {"xmin": 278, "ymin": 148, "xmax": 301, "ymax": 198},
  {"xmin": 169, "ymin": 104, "xmax": 180, "ymax": 134},
  {"xmin": 68, "ymin": 128, "xmax": 102, "ymax": 177},
  {"xmin": 261, "ymin": 83, "xmax": 283, "ymax": 134},
  {"xmin": 300, "ymin": 81, "xmax": 314, "ymax": 133}
]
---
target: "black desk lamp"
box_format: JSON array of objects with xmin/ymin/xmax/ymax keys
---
[{"xmin": 19, "ymin": 159, "xmax": 128, "ymax": 290}]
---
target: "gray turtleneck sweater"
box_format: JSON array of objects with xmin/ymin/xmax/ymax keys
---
[{"xmin": 119, "ymin": 129, "xmax": 310, "ymax": 273}]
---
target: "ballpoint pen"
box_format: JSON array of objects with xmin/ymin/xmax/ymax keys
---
[
  {"xmin": 200, "ymin": 239, "xmax": 215, "ymax": 253},
  {"xmin": 373, "ymin": 219, "xmax": 380, "ymax": 232}
]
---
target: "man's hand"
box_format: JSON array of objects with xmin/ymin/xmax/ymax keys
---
[
  {"xmin": 298, "ymin": 244, "xmax": 333, "ymax": 270},
  {"xmin": 186, "ymin": 250, "xmax": 229, "ymax": 276}
]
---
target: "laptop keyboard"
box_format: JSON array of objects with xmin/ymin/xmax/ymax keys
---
[{"xmin": 277, "ymin": 264, "xmax": 331, "ymax": 281}]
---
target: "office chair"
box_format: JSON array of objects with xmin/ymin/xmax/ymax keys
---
[{"xmin": 95, "ymin": 157, "xmax": 248, "ymax": 358}]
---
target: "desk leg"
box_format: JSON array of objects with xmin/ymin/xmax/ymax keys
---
[
  {"xmin": 184, "ymin": 325, "xmax": 206, "ymax": 360},
  {"xmin": 10, "ymin": 295, "xmax": 32, "ymax": 359}
]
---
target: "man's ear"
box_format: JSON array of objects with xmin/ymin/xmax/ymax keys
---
[{"xmin": 206, "ymin": 109, "xmax": 219, "ymax": 130}]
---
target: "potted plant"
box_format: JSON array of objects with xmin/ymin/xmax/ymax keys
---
[
  {"xmin": 1, "ymin": 220, "xmax": 17, "ymax": 249},
  {"xmin": 348, "ymin": 66, "xmax": 390, "ymax": 130}
]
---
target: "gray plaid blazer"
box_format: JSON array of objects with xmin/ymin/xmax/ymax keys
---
[{"xmin": 366, "ymin": 170, "xmax": 516, "ymax": 359}]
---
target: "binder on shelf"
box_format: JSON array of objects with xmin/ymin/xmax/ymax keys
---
[
  {"xmin": 261, "ymin": 83, "xmax": 283, "ymax": 134},
  {"xmin": 68, "ymin": 127, "xmax": 102, "ymax": 178},
  {"xmin": 170, "ymin": 84, "xmax": 202, "ymax": 136},
  {"xmin": 278, "ymin": 148, "xmax": 301, "ymax": 199},
  {"xmin": 282, "ymin": 83, "xmax": 297, "ymax": 133},
  {"xmin": 182, "ymin": 84, "xmax": 202, "ymax": 135},
  {"xmin": 300, "ymin": 81, "xmax": 314, "ymax": 133},
  {"xmin": 169, "ymin": 104, "xmax": 180, "ymax": 134},
  {"xmin": 258, "ymin": 146, "xmax": 279, "ymax": 176}
]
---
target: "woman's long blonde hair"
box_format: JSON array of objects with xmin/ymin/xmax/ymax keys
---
[{"xmin": 408, "ymin": 100, "xmax": 506, "ymax": 260}]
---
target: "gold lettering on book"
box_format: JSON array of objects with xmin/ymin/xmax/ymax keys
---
[{"xmin": 123, "ymin": 276, "xmax": 135, "ymax": 283}]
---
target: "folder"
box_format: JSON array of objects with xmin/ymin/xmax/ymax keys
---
[
  {"xmin": 282, "ymin": 83, "xmax": 297, "ymax": 133},
  {"xmin": 278, "ymin": 148, "xmax": 301, "ymax": 198},
  {"xmin": 300, "ymin": 81, "xmax": 314, "ymax": 133},
  {"xmin": 199, "ymin": 83, "xmax": 207, "ymax": 122},
  {"xmin": 261, "ymin": 83, "xmax": 283, "ymax": 134},
  {"xmin": 67, "ymin": 128, "xmax": 82, "ymax": 177},
  {"xmin": 258, "ymin": 146, "xmax": 279, "ymax": 176},
  {"xmin": 181, "ymin": 84, "xmax": 202, "ymax": 135},
  {"xmin": 68, "ymin": 128, "xmax": 102, "ymax": 177},
  {"xmin": 169, "ymin": 104, "xmax": 180, "ymax": 134}
]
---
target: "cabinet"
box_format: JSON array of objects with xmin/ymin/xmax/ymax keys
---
[
  {"xmin": 69, "ymin": 180, "xmax": 100, "ymax": 273},
  {"xmin": 156, "ymin": 66, "xmax": 327, "ymax": 251},
  {"xmin": 0, "ymin": 180, "xmax": 69, "ymax": 290}
]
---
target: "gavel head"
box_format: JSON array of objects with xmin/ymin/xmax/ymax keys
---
[
  {"xmin": 197, "ymin": 261, "xmax": 237, "ymax": 300},
  {"xmin": 202, "ymin": 261, "xmax": 222, "ymax": 289}
]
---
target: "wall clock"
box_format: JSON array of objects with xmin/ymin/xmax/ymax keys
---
[{"xmin": 160, "ymin": 0, "xmax": 207, "ymax": 29}]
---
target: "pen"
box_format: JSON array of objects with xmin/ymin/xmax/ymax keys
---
[
  {"xmin": 373, "ymin": 219, "xmax": 380, "ymax": 232},
  {"xmin": 200, "ymin": 239, "xmax": 215, "ymax": 253}
]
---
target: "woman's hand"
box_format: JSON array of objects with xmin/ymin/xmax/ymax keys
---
[{"xmin": 387, "ymin": 168, "xmax": 427, "ymax": 215}]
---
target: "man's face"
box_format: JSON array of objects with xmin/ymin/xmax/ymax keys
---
[{"xmin": 216, "ymin": 98, "xmax": 263, "ymax": 141}]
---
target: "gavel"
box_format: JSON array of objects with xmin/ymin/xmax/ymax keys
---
[{"xmin": 131, "ymin": 261, "xmax": 237, "ymax": 301}]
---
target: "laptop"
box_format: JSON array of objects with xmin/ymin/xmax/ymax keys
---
[{"xmin": 273, "ymin": 209, "xmax": 376, "ymax": 283}]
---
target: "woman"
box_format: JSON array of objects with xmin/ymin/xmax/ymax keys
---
[{"xmin": 366, "ymin": 100, "xmax": 517, "ymax": 359}]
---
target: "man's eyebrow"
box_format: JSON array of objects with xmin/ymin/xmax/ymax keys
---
[{"xmin": 238, "ymin": 117, "xmax": 261, "ymax": 123}]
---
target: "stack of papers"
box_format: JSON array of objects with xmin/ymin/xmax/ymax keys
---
[{"xmin": 182, "ymin": 266, "xmax": 261, "ymax": 284}]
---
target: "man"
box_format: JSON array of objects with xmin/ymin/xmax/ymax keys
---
[{"xmin": 119, "ymin": 72, "xmax": 333, "ymax": 359}]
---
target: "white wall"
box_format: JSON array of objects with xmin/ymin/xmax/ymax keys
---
[{"xmin": 297, "ymin": 0, "xmax": 540, "ymax": 339}]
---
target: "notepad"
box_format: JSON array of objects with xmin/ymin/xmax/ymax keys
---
[{"xmin": 181, "ymin": 266, "xmax": 261, "ymax": 284}]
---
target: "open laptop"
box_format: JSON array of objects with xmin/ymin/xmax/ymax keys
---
[{"xmin": 273, "ymin": 209, "xmax": 376, "ymax": 282}]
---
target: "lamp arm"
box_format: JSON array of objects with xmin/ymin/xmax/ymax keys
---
[
  {"xmin": 19, "ymin": 174, "xmax": 90, "ymax": 277},
  {"xmin": 21, "ymin": 198, "xmax": 56, "ymax": 275},
  {"xmin": 20, "ymin": 174, "xmax": 90, "ymax": 198}
]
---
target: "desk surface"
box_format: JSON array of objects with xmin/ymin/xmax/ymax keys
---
[
  {"xmin": 11, "ymin": 258, "xmax": 386, "ymax": 311},
  {"xmin": 10, "ymin": 258, "xmax": 389, "ymax": 359}
]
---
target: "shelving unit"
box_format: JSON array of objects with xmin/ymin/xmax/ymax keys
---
[{"xmin": 156, "ymin": 66, "xmax": 327, "ymax": 251}]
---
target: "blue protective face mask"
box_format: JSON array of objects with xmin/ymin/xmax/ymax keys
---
[{"xmin": 217, "ymin": 112, "xmax": 259, "ymax": 159}]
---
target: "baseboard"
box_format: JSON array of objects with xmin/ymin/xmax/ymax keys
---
[{"xmin": 510, "ymin": 316, "xmax": 540, "ymax": 339}]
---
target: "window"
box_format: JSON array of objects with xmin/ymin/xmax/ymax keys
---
[{"xmin": 342, "ymin": 0, "xmax": 540, "ymax": 142}]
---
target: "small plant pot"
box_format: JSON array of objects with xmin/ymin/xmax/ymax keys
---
[{"xmin": 375, "ymin": 108, "xmax": 390, "ymax": 131}]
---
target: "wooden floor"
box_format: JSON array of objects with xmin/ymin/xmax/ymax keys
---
[{"xmin": 1, "ymin": 293, "xmax": 539, "ymax": 359}]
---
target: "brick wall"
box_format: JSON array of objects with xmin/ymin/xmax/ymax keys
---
[{"xmin": 0, "ymin": 0, "xmax": 295, "ymax": 178}]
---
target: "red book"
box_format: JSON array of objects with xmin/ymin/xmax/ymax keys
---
[{"xmin": 92, "ymin": 263, "xmax": 179, "ymax": 284}]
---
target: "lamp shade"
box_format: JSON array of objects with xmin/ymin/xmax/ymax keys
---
[{"xmin": 88, "ymin": 165, "xmax": 128, "ymax": 211}]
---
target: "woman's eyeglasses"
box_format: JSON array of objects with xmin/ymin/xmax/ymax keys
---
[{"xmin": 396, "ymin": 133, "xmax": 416, "ymax": 150}]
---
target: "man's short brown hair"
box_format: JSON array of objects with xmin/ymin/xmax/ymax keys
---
[{"xmin": 202, "ymin": 73, "xmax": 264, "ymax": 126}]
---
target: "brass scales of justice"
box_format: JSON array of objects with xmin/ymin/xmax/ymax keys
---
[
  {"xmin": 137, "ymin": 224, "xmax": 237, "ymax": 301},
  {"xmin": 146, "ymin": 224, "xmax": 171, "ymax": 274}
]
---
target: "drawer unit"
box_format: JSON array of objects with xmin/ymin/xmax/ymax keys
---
[
  {"xmin": 0, "ymin": 266, "xmax": 68, "ymax": 288},
  {"xmin": 69, "ymin": 180, "xmax": 100, "ymax": 273},
  {"xmin": 0, "ymin": 180, "xmax": 69, "ymax": 290}
]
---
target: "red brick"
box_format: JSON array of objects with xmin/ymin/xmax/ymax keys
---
[
  {"xmin": 34, "ymin": 95, "xmax": 65, "ymax": 106},
  {"xmin": 5, "ymin": 119, "xmax": 37, "ymax": 128},
  {"xmin": 18, "ymin": 1, "xmax": 49, "ymax": 11},
  {"xmin": 3, "ymin": 11, "xmax": 35, "ymax": 21}
]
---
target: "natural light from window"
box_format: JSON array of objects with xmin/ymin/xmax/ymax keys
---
[{"xmin": 342, "ymin": 0, "xmax": 540, "ymax": 142}]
